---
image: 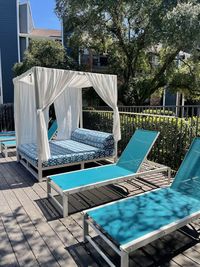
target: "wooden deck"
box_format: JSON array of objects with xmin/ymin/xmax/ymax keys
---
[{"xmin": 1, "ymin": 153, "xmax": 200, "ymax": 267}]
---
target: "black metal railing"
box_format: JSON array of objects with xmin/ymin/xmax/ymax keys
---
[
  {"xmin": 0, "ymin": 103, "xmax": 199, "ymax": 170},
  {"xmin": 89, "ymin": 105, "xmax": 200, "ymax": 118},
  {"xmin": 83, "ymin": 106, "xmax": 200, "ymax": 170}
]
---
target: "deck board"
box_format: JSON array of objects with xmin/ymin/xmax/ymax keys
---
[{"xmin": 0, "ymin": 156, "xmax": 200, "ymax": 266}]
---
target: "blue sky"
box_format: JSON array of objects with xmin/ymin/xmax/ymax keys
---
[{"xmin": 29, "ymin": 0, "xmax": 60, "ymax": 30}]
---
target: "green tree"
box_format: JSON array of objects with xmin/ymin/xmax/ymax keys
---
[
  {"xmin": 168, "ymin": 52, "xmax": 200, "ymax": 100},
  {"xmin": 13, "ymin": 39, "xmax": 74, "ymax": 76},
  {"xmin": 55, "ymin": 0, "xmax": 200, "ymax": 105}
]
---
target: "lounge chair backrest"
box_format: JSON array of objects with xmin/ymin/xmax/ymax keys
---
[
  {"xmin": 171, "ymin": 137, "xmax": 200, "ymax": 200},
  {"xmin": 117, "ymin": 129, "xmax": 159, "ymax": 173},
  {"xmin": 48, "ymin": 120, "xmax": 58, "ymax": 140}
]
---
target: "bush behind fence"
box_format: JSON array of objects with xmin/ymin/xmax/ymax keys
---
[
  {"xmin": 0, "ymin": 103, "xmax": 199, "ymax": 170},
  {"xmin": 83, "ymin": 110, "xmax": 200, "ymax": 170}
]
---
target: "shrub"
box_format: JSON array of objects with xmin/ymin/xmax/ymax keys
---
[{"xmin": 83, "ymin": 111, "xmax": 197, "ymax": 169}]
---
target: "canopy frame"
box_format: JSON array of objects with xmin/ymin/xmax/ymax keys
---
[{"xmin": 14, "ymin": 66, "xmax": 121, "ymax": 181}]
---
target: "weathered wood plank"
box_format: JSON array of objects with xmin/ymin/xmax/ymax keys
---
[
  {"xmin": 0, "ymin": 217, "xmax": 19, "ymax": 267},
  {"xmin": 0, "ymin": 163, "xmax": 61, "ymax": 267},
  {"xmin": 0, "ymin": 191, "xmax": 39, "ymax": 266},
  {"xmin": 0, "ymin": 159, "xmax": 77, "ymax": 267},
  {"xmin": 0, "ymin": 156, "xmax": 200, "ymax": 267},
  {"xmin": 7, "ymin": 158, "xmax": 98, "ymax": 267}
]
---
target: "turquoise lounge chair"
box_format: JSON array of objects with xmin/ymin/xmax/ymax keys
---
[
  {"xmin": 1, "ymin": 140, "xmax": 16, "ymax": 158},
  {"xmin": 0, "ymin": 131, "xmax": 15, "ymax": 136},
  {"xmin": 0, "ymin": 131, "xmax": 16, "ymax": 153},
  {"xmin": 48, "ymin": 120, "xmax": 58, "ymax": 140},
  {"xmin": 1, "ymin": 120, "xmax": 57, "ymax": 158},
  {"xmin": 0, "ymin": 131, "xmax": 15, "ymax": 142},
  {"xmin": 83, "ymin": 137, "xmax": 200, "ymax": 267},
  {"xmin": 47, "ymin": 129, "xmax": 169, "ymax": 217}
]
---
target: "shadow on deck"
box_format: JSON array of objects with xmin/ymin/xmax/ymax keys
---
[{"xmin": 0, "ymin": 155, "xmax": 200, "ymax": 267}]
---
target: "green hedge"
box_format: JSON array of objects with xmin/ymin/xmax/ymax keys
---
[{"xmin": 83, "ymin": 111, "xmax": 198, "ymax": 170}]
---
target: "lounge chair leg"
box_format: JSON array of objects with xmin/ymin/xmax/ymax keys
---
[
  {"xmin": 63, "ymin": 194, "xmax": 68, "ymax": 217},
  {"xmin": 114, "ymin": 155, "xmax": 118, "ymax": 163},
  {"xmin": 47, "ymin": 178, "xmax": 51, "ymax": 197},
  {"xmin": 120, "ymin": 251, "xmax": 129, "ymax": 267},
  {"xmin": 81, "ymin": 163, "xmax": 84, "ymax": 169},
  {"xmin": 38, "ymin": 164, "xmax": 43, "ymax": 182},
  {"xmin": 16, "ymin": 151, "xmax": 20, "ymax": 162},
  {"xmin": 83, "ymin": 214, "xmax": 89, "ymax": 243},
  {"xmin": 168, "ymin": 167, "xmax": 171, "ymax": 185},
  {"xmin": 3, "ymin": 145, "xmax": 8, "ymax": 158}
]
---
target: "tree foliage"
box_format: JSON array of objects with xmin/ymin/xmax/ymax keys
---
[
  {"xmin": 13, "ymin": 39, "xmax": 74, "ymax": 76},
  {"xmin": 168, "ymin": 53, "xmax": 200, "ymax": 100},
  {"xmin": 55, "ymin": 0, "xmax": 200, "ymax": 104}
]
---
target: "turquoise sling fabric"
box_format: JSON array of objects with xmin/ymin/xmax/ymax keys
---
[
  {"xmin": 117, "ymin": 129, "xmax": 159, "ymax": 172},
  {"xmin": 87, "ymin": 137, "xmax": 200, "ymax": 246},
  {"xmin": 50, "ymin": 129, "xmax": 159, "ymax": 190},
  {"xmin": 51, "ymin": 165, "xmax": 133, "ymax": 190},
  {"xmin": 48, "ymin": 120, "xmax": 58, "ymax": 140},
  {"xmin": 171, "ymin": 138, "xmax": 200, "ymax": 201},
  {"xmin": 0, "ymin": 131, "xmax": 15, "ymax": 143},
  {"xmin": 87, "ymin": 188, "xmax": 200, "ymax": 245},
  {"xmin": 2, "ymin": 140, "xmax": 16, "ymax": 146},
  {"xmin": 0, "ymin": 136, "xmax": 15, "ymax": 141}
]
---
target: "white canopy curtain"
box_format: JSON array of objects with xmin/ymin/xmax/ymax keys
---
[
  {"xmin": 54, "ymin": 87, "xmax": 81, "ymax": 140},
  {"xmin": 86, "ymin": 73, "xmax": 121, "ymax": 142},
  {"xmin": 13, "ymin": 66, "xmax": 121, "ymax": 162},
  {"xmin": 14, "ymin": 74, "xmax": 37, "ymax": 146}
]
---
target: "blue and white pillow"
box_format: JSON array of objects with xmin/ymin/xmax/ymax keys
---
[{"xmin": 71, "ymin": 128, "xmax": 114, "ymax": 150}]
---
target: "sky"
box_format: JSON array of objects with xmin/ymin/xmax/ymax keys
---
[{"xmin": 29, "ymin": 0, "xmax": 61, "ymax": 30}]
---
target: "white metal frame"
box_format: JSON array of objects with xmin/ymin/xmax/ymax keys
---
[
  {"xmin": 47, "ymin": 165, "xmax": 171, "ymax": 217},
  {"xmin": 0, "ymin": 136, "xmax": 16, "ymax": 153},
  {"xmin": 83, "ymin": 189, "xmax": 200, "ymax": 267},
  {"xmin": 47, "ymin": 131, "xmax": 166, "ymax": 217},
  {"xmin": 1, "ymin": 142, "xmax": 16, "ymax": 158}
]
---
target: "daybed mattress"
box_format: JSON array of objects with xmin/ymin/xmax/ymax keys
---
[{"xmin": 18, "ymin": 139, "xmax": 114, "ymax": 168}]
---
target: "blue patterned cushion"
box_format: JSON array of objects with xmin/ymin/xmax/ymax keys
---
[
  {"xmin": 71, "ymin": 128, "xmax": 114, "ymax": 150},
  {"xmin": 18, "ymin": 139, "xmax": 114, "ymax": 168}
]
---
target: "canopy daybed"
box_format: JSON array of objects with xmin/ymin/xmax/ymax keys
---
[{"xmin": 13, "ymin": 66, "xmax": 121, "ymax": 181}]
